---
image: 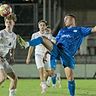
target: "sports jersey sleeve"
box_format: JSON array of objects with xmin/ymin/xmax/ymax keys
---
[
  {"xmin": 31, "ymin": 33, "xmax": 35, "ymax": 40},
  {"xmin": 81, "ymin": 27, "xmax": 92, "ymax": 37},
  {"xmin": 0, "ymin": 31, "xmax": 3, "ymax": 40}
]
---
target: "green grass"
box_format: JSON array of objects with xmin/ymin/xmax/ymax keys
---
[{"xmin": 0, "ymin": 79, "xmax": 96, "ymax": 96}]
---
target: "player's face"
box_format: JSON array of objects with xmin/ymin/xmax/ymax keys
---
[
  {"xmin": 38, "ymin": 22, "xmax": 47, "ymax": 32},
  {"xmin": 5, "ymin": 19, "xmax": 15, "ymax": 30},
  {"xmin": 64, "ymin": 16, "xmax": 75, "ymax": 27}
]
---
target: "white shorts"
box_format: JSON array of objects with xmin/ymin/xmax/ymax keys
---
[
  {"xmin": 35, "ymin": 54, "xmax": 44, "ymax": 69},
  {"xmin": 0, "ymin": 58, "xmax": 14, "ymax": 74},
  {"xmin": 35, "ymin": 54, "xmax": 51, "ymax": 69}
]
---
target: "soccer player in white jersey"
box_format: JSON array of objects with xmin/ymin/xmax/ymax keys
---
[
  {"xmin": 0, "ymin": 13, "xmax": 17, "ymax": 96},
  {"xmin": 26, "ymin": 20, "xmax": 53, "ymax": 94},
  {"xmin": 43, "ymin": 27, "xmax": 57, "ymax": 88}
]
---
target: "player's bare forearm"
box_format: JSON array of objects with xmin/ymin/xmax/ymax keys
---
[
  {"xmin": 91, "ymin": 26, "xmax": 96, "ymax": 32},
  {"xmin": 27, "ymin": 47, "xmax": 33, "ymax": 58},
  {"xmin": 26, "ymin": 46, "xmax": 34, "ymax": 64}
]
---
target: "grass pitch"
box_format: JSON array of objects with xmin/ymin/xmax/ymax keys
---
[{"xmin": 0, "ymin": 79, "xmax": 96, "ymax": 96}]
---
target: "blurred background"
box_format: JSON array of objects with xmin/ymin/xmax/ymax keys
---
[{"xmin": 0, "ymin": 0, "xmax": 96, "ymax": 79}]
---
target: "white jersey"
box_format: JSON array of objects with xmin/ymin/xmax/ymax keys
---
[
  {"xmin": 31, "ymin": 31, "xmax": 52, "ymax": 56},
  {"xmin": 0, "ymin": 29, "xmax": 17, "ymax": 57}
]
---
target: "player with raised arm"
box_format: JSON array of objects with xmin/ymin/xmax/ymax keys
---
[
  {"xmin": 17, "ymin": 14, "xmax": 96, "ymax": 96},
  {"xmin": 0, "ymin": 13, "xmax": 17, "ymax": 96}
]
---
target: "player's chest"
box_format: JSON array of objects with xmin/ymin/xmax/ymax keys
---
[
  {"xmin": 62, "ymin": 29, "xmax": 81, "ymax": 38},
  {"xmin": 5, "ymin": 35, "xmax": 13, "ymax": 41},
  {"xmin": 2, "ymin": 34, "xmax": 15, "ymax": 44}
]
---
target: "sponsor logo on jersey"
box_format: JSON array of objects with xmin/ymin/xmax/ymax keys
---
[
  {"xmin": 73, "ymin": 30, "xmax": 78, "ymax": 32},
  {"xmin": 61, "ymin": 34, "xmax": 71, "ymax": 38}
]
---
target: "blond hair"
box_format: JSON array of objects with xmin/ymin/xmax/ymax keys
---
[{"xmin": 4, "ymin": 13, "xmax": 17, "ymax": 22}]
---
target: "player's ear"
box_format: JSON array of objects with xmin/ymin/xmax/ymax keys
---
[{"xmin": 13, "ymin": 21, "xmax": 15, "ymax": 26}]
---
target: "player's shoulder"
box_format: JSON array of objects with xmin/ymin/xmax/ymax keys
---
[
  {"xmin": 0, "ymin": 29, "xmax": 5, "ymax": 33},
  {"xmin": 32, "ymin": 31, "xmax": 39, "ymax": 36},
  {"xmin": 60, "ymin": 27, "xmax": 65, "ymax": 30},
  {"xmin": 0, "ymin": 29, "xmax": 6, "ymax": 37},
  {"xmin": 12, "ymin": 31, "xmax": 16, "ymax": 36},
  {"xmin": 59, "ymin": 27, "xmax": 70, "ymax": 31},
  {"xmin": 74, "ymin": 26, "xmax": 91, "ymax": 31},
  {"xmin": 71, "ymin": 26, "xmax": 82, "ymax": 30},
  {"xmin": 58, "ymin": 27, "xmax": 67, "ymax": 33},
  {"xmin": 73, "ymin": 26, "xmax": 90, "ymax": 29},
  {"xmin": 11, "ymin": 32, "xmax": 17, "ymax": 39},
  {"xmin": 31, "ymin": 31, "xmax": 39, "ymax": 38}
]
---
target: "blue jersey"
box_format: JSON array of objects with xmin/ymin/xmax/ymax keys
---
[{"xmin": 56, "ymin": 26, "xmax": 92, "ymax": 56}]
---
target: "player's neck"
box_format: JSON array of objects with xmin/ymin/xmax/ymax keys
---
[
  {"xmin": 67, "ymin": 24, "xmax": 76, "ymax": 28},
  {"xmin": 39, "ymin": 30, "xmax": 45, "ymax": 34},
  {"xmin": 5, "ymin": 28, "xmax": 13, "ymax": 33},
  {"xmin": 72, "ymin": 23, "xmax": 76, "ymax": 27}
]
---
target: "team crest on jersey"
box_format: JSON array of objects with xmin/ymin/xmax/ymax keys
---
[{"xmin": 73, "ymin": 30, "xmax": 77, "ymax": 32}]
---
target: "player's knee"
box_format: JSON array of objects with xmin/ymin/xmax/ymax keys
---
[
  {"xmin": 66, "ymin": 75, "xmax": 74, "ymax": 81},
  {"xmin": 13, "ymin": 76, "xmax": 18, "ymax": 83},
  {"xmin": 42, "ymin": 36, "xmax": 47, "ymax": 39},
  {"xmin": 42, "ymin": 36, "xmax": 50, "ymax": 42},
  {"xmin": 65, "ymin": 72, "xmax": 74, "ymax": 80},
  {"xmin": 10, "ymin": 78, "xmax": 17, "ymax": 87},
  {"xmin": 10, "ymin": 74, "xmax": 18, "ymax": 84},
  {"xmin": 42, "ymin": 36, "xmax": 46, "ymax": 42}
]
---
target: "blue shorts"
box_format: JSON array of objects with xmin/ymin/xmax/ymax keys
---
[{"xmin": 50, "ymin": 44, "xmax": 75, "ymax": 70}]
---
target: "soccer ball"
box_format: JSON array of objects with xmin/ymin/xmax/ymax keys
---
[{"xmin": 0, "ymin": 4, "xmax": 12, "ymax": 17}]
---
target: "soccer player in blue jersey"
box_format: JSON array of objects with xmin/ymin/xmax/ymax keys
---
[{"xmin": 18, "ymin": 14, "xmax": 96, "ymax": 96}]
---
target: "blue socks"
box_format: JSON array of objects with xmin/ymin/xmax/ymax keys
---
[
  {"xmin": 68, "ymin": 80, "xmax": 75, "ymax": 96},
  {"xmin": 28, "ymin": 37, "xmax": 43, "ymax": 46},
  {"xmin": 51, "ymin": 74, "xmax": 57, "ymax": 85}
]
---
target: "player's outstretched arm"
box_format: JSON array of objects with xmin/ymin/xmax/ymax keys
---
[
  {"xmin": 91, "ymin": 26, "xmax": 96, "ymax": 32},
  {"xmin": 26, "ymin": 47, "xmax": 34, "ymax": 64}
]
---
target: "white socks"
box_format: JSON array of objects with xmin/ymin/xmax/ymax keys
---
[
  {"xmin": 40, "ymin": 82, "xmax": 47, "ymax": 94},
  {"xmin": 9, "ymin": 89, "xmax": 16, "ymax": 96},
  {"xmin": 46, "ymin": 76, "xmax": 51, "ymax": 86}
]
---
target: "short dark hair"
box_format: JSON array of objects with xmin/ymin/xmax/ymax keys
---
[
  {"xmin": 4, "ymin": 13, "xmax": 17, "ymax": 22},
  {"xmin": 65, "ymin": 14, "xmax": 76, "ymax": 20},
  {"xmin": 38, "ymin": 20, "xmax": 47, "ymax": 25}
]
